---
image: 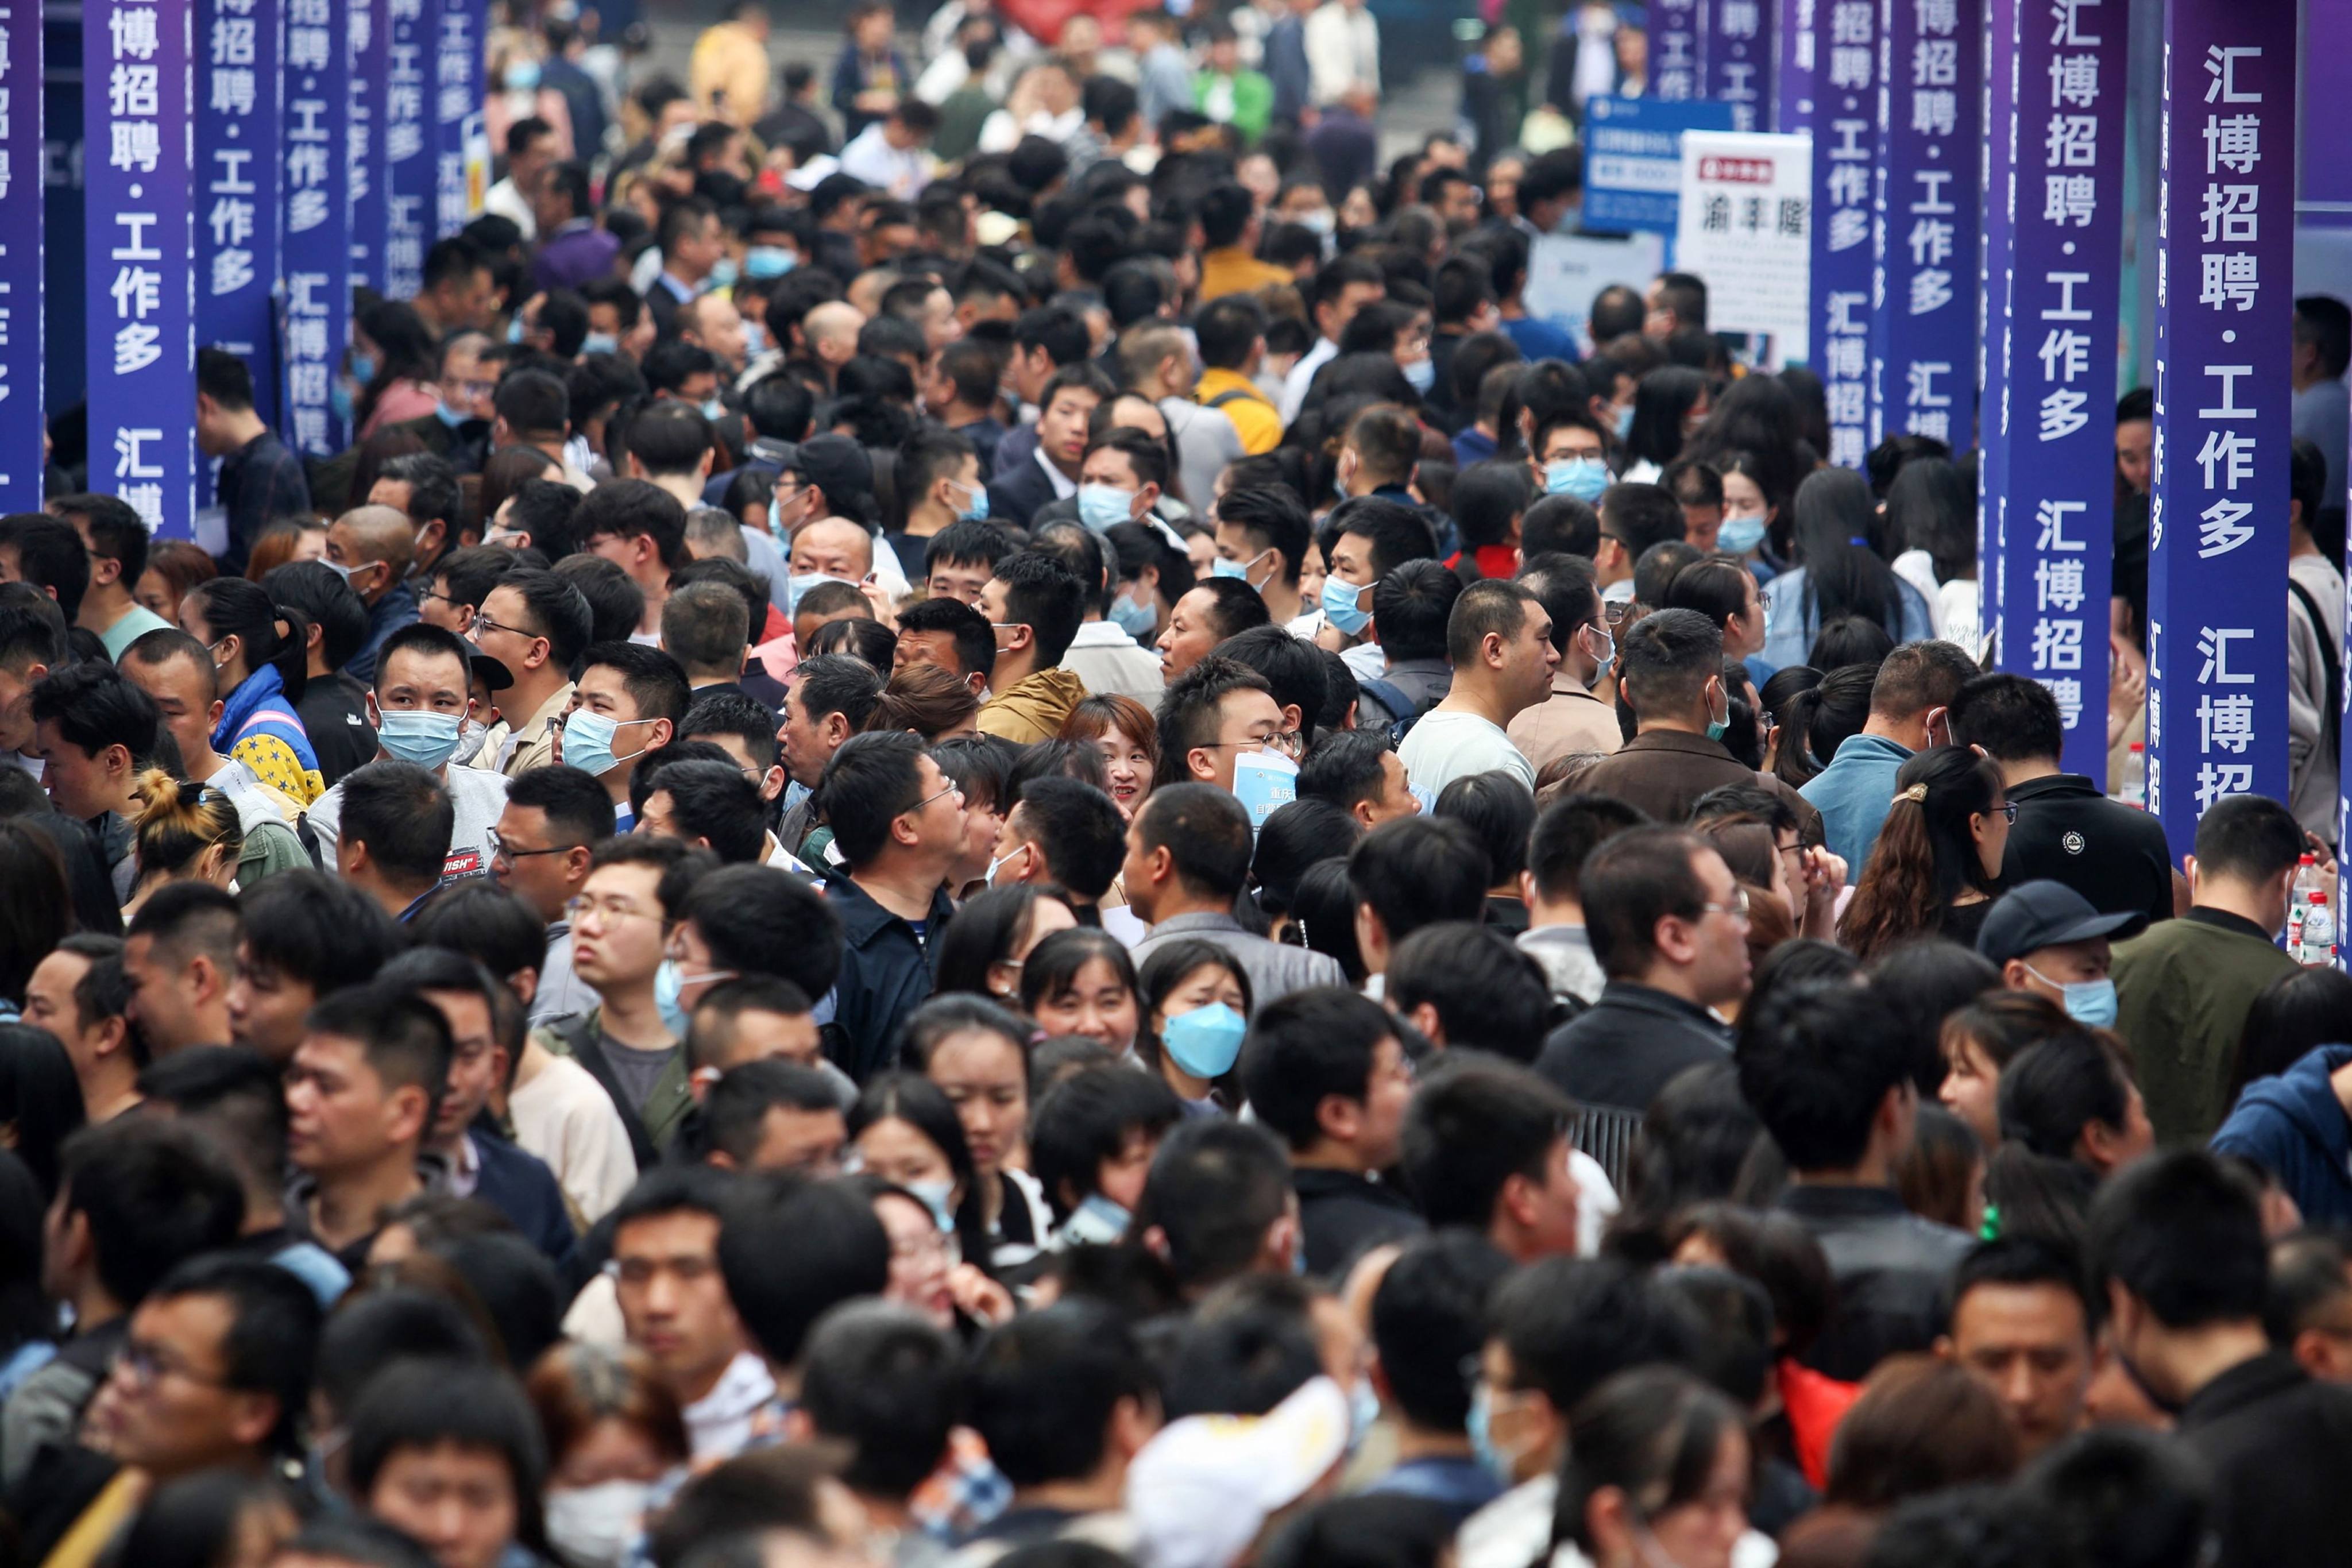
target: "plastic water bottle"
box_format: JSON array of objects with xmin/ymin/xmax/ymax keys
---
[
  {"xmin": 2291, "ymin": 855, "xmax": 2335, "ymax": 965},
  {"xmin": 2119, "ymin": 743, "xmax": 2146, "ymax": 808}
]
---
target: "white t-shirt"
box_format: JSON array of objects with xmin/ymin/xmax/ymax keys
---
[{"xmin": 1396, "ymin": 708, "xmax": 1537, "ymax": 800}]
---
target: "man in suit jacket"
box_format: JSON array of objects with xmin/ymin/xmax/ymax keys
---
[
  {"xmin": 986, "ymin": 364, "xmax": 1114, "ymax": 527},
  {"xmin": 1126, "ymin": 785, "xmax": 1348, "ymax": 1012}
]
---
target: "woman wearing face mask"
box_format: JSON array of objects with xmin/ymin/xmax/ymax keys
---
[
  {"xmin": 1061, "ymin": 695, "xmax": 1158, "ymax": 817},
  {"xmin": 1756, "ymin": 468, "xmax": 1935, "ymax": 675},
  {"xmin": 933, "ymin": 885, "xmax": 1079, "ymax": 1002},
  {"xmin": 1019, "ymin": 929, "xmax": 1143, "ymax": 1056},
  {"xmin": 848, "ymin": 1073, "xmax": 998, "ymax": 1287},
  {"xmin": 350, "ymin": 300, "xmax": 443, "ymax": 437},
  {"xmin": 526, "ymin": 1343, "xmax": 690, "ymax": 1568},
  {"xmin": 1134, "ymin": 941, "xmax": 1254, "ymax": 1116},
  {"xmin": 1103, "ymin": 521, "xmax": 1195, "ymax": 647},
  {"xmin": 1532, "ymin": 1367, "xmax": 1755, "ymax": 1568},
  {"xmin": 1884, "ymin": 456, "xmax": 1980, "ymax": 650},
  {"xmin": 1839, "ymin": 746, "xmax": 2011, "ymax": 961},
  {"xmin": 1029, "ymin": 1059, "xmax": 1185, "ymax": 1249},
  {"xmin": 485, "ymin": 44, "xmax": 574, "ymax": 172},
  {"xmin": 1617, "ymin": 367, "xmax": 1711, "ymax": 485},
  {"xmin": 902, "ymin": 995, "xmax": 1056, "ymax": 1269},
  {"xmin": 1706, "ymin": 451, "xmax": 1783, "ymax": 581},
  {"xmin": 178, "ymin": 578, "xmax": 326, "ymax": 805}
]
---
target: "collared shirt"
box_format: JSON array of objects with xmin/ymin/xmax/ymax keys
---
[
  {"xmin": 1200, "ymin": 246, "xmax": 1295, "ymax": 302},
  {"xmin": 1506, "ymin": 674, "xmax": 1623, "ymax": 771},
  {"xmin": 491, "ymin": 681, "xmax": 578, "ymax": 777},
  {"xmin": 1033, "ymin": 442, "xmax": 1076, "ymax": 500},
  {"xmin": 1534, "ymin": 980, "xmax": 1732, "ymax": 1111},
  {"xmin": 684, "ymin": 1351, "xmax": 778, "ymax": 1465},
  {"xmin": 1279, "ymin": 338, "xmax": 1341, "ymax": 424}
]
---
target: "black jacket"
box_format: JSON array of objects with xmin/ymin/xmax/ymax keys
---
[
  {"xmin": 471, "ymin": 1128, "xmax": 580, "ymax": 1273},
  {"xmin": 1293, "ymin": 1166, "xmax": 1426, "ymax": 1280},
  {"xmin": 2002, "ymin": 771, "xmax": 2175, "ymax": 927},
  {"xmin": 296, "ymin": 671, "xmax": 379, "ymax": 790},
  {"xmin": 1534, "ymin": 982, "xmax": 1732, "ymax": 1112},
  {"xmin": 2176, "ymin": 1350, "xmax": 2352, "ymax": 1568},
  {"xmin": 822, "ymin": 871, "xmax": 956, "ymax": 1084},
  {"xmin": 986, "ymin": 450, "xmax": 1063, "ymax": 529},
  {"xmin": 1776, "ymin": 1185, "xmax": 1973, "ymax": 1381}
]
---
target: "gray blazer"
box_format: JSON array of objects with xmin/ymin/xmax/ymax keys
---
[{"xmin": 1128, "ymin": 912, "xmax": 1348, "ymax": 1015}]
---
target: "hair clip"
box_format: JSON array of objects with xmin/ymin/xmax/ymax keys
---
[{"xmin": 1896, "ymin": 782, "xmax": 1930, "ymax": 804}]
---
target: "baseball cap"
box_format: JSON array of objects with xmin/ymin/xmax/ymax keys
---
[
  {"xmin": 462, "ymin": 638, "xmax": 512, "ymax": 692},
  {"xmin": 1975, "ymin": 879, "xmax": 2146, "ymax": 964},
  {"xmin": 1125, "ymin": 1376, "xmax": 1351, "ymax": 1568}
]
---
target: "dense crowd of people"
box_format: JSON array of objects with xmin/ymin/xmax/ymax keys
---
[{"xmin": 0, "ymin": 3, "xmax": 2348, "ymax": 1568}]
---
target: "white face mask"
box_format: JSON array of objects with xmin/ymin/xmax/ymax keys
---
[{"xmin": 544, "ymin": 1480, "xmax": 654, "ymax": 1568}]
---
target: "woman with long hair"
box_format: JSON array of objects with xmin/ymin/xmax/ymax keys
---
[
  {"xmin": 1018, "ymin": 929, "xmax": 1142, "ymax": 1056},
  {"xmin": 136, "ymin": 538, "xmax": 219, "ymax": 622},
  {"xmin": 351, "ymin": 299, "xmax": 442, "ymax": 435},
  {"xmin": 1707, "ymin": 449, "xmax": 1788, "ymax": 577},
  {"xmin": 1758, "ymin": 467, "xmax": 1935, "ymax": 672},
  {"xmin": 932, "ymin": 885, "xmax": 1077, "ymax": 1003},
  {"xmin": 1839, "ymin": 746, "xmax": 2010, "ymax": 960},
  {"xmin": 1543, "ymin": 1367, "xmax": 1755, "ymax": 1568},
  {"xmin": 1884, "ymin": 457, "xmax": 1980, "ymax": 648},
  {"xmin": 1620, "ymin": 366, "xmax": 1712, "ymax": 482},
  {"xmin": 847, "ymin": 1073, "xmax": 995, "ymax": 1280},
  {"xmin": 177, "ymin": 577, "xmax": 325, "ymax": 804},
  {"xmin": 900, "ymin": 995, "xmax": 1056, "ymax": 1268}
]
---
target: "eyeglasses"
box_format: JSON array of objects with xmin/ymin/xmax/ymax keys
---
[
  {"xmin": 1203, "ymin": 729, "xmax": 1303, "ymax": 759},
  {"xmin": 906, "ymin": 781, "xmax": 965, "ymax": 814},
  {"xmin": 1696, "ymin": 888, "xmax": 1751, "ymax": 922},
  {"xmin": 470, "ymin": 611, "xmax": 532, "ymax": 642},
  {"xmin": 1994, "ymin": 801, "xmax": 2019, "ymax": 824},
  {"xmin": 488, "ymin": 826, "xmax": 575, "ymax": 863},
  {"xmin": 113, "ymin": 1339, "xmax": 232, "ymax": 1392}
]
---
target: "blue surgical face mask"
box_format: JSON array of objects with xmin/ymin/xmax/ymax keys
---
[
  {"xmin": 1109, "ymin": 587, "xmax": 1157, "ymax": 637},
  {"xmin": 1321, "ymin": 576, "xmax": 1373, "ymax": 636},
  {"xmin": 508, "ymin": 315, "xmax": 528, "ymax": 345},
  {"xmin": 349, "ymin": 352, "xmax": 377, "ymax": 385},
  {"xmin": 1613, "ymin": 403, "xmax": 1635, "ymax": 441},
  {"xmin": 504, "ymin": 59, "xmax": 541, "ymax": 92},
  {"xmin": 1705, "ymin": 679, "xmax": 1729, "ymax": 743},
  {"xmin": 706, "ymin": 257, "xmax": 740, "ymax": 291},
  {"xmin": 1077, "ymin": 483, "xmax": 1136, "ymax": 534},
  {"xmin": 1160, "ymin": 1001, "xmax": 1247, "ymax": 1080},
  {"xmin": 741, "ymin": 321, "xmax": 768, "ymax": 357},
  {"xmin": 561, "ymin": 708, "xmax": 655, "ymax": 778},
  {"xmin": 581, "ymin": 331, "xmax": 619, "ymax": 357},
  {"xmin": 1717, "ymin": 512, "xmax": 1768, "ymax": 555},
  {"xmin": 1073, "ymin": 1192, "xmax": 1131, "ymax": 1242},
  {"xmin": 744, "ymin": 245, "xmax": 798, "ymax": 279},
  {"xmin": 783, "ymin": 778, "xmax": 812, "ymax": 816},
  {"xmin": 330, "ymin": 382, "xmax": 354, "ymax": 426},
  {"xmin": 1581, "ymin": 621, "xmax": 1615, "ymax": 688},
  {"xmin": 436, "ymin": 401, "xmax": 472, "ymax": 429},
  {"xmin": 1402, "ymin": 357, "xmax": 1436, "ymax": 393},
  {"xmin": 1348, "ymin": 1376, "xmax": 1380, "ymax": 1453},
  {"xmin": 788, "ymin": 571, "xmax": 853, "ymax": 615},
  {"xmin": 954, "ymin": 480, "xmax": 990, "ymax": 523},
  {"xmin": 1210, "ymin": 551, "xmax": 1264, "ymax": 584},
  {"xmin": 1544, "ymin": 455, "xmax": 1610, "ymax": 501},
  {"xmin": 376, "ymin": 708, "xmax": 464, "ymax": 769},
  {"xmin": 701, "ymin": 397, "xmax": 727, "ymax": 422},
  {"xmin": 905, "ymin": 1179, "xmax": 958, "ymax": 1234},
  {"xmin": 654, "ymin": 959, "xmax": 689, "ymax": 1036},
  {"xmin": 2027, "ymin": 965, "xmax": 2119, "ymax": 1029}
]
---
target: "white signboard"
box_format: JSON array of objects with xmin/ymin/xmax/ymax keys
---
[
  {"xmin": 1677, "ymin": 130, "xmax": 1812, "ymax": 365},
  {"xmin": 1524, "ymin": 230, "xmax": 1668, "ymax": 353}
]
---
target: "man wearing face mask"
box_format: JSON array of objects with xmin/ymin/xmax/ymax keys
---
[
  {"xmin": 1976, "ymin": 882, "xmax": 2142, "ymax": 1028},
  {"xmin": 1574, "ymin": 609, "xmax": 1823, "ymax": 837},
  {"xmin": 299, "ymin": 624, "xmax": 512, "ymax": 883},
  {"xmin": 562, "ymin": 642, "xmax": 690, "ymax": 833},
  {"xmin": 1509, "ymin": 553, "xmax": 1624, "ymax": 768},
  {"xmin": 1211, "ymin": 484, "xmax": 1312, "ymax": 627},
  {"xmin": 1798, "ymin": 639, "xmax": 1978, "ymax": 871},
  {"xmin": 323, "ymin": 505, "xmax": 422, "ymax": 685},
  {"xmin": 1308, "ymin": 497, "xmax": 1442, "ymax": 682}
]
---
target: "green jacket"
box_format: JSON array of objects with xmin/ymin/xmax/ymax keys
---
[
  {"xmin": 2111, "ymin": 909, "xmax": 2297, "ymax": 1144},
  {"xmin": 1194, "ymin": 69, "xmax": 1274, "ymax": 144},
  {"xmin": 532, "ymin": 1006, "xmax": 693, "ymax": 1170}
]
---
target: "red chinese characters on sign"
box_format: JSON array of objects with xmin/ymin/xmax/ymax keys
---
[{"xmin": 1699, "ymin": 156, "xmax": 1776, "ymax": 183}]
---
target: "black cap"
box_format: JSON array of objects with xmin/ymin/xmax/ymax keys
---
[
  {"xmin": 462, "ymin": 639, "xmax": 513, "ymax": 692},
  {"xmin": 1975, "ymin": 880, "xmax": 2146, "ymax": 965}
]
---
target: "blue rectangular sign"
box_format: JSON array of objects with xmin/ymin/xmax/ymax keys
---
[
  {"xmin": 349, "ymin": 0, "xmax": 387, "ymax": 291},
  {"xmin": 281, "ymin": 0, "xmax": 348, "ymax": 457},
  {"xmin": 1704, "ymin": 0, "xmax": 1773, "ymax": 131},
  {"xmin": 0, "ymin": 0, "xmax": 40, "ymax": 512},
  {"xmin": 195, "ymin": 0, "xmax": 280, "ymax": 508},
  {"xmin": 383, "ymin": 0, "xmax": 428, "ymax": 296},
  {"xmin": 1808, "ymin": 0, "xmax": 1879, "ymax": 468},
  {"xmin": 1581, "ymin": 94, "xmax": 1736, "ymax": 237},
  {"xmin": 1869, "ymin": 0, "xmax": 1981, "ymax": 449}
]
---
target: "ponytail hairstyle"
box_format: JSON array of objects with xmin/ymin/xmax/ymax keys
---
[
  {"xmin": 1548, "ymin": 1366, "xmax": 1750, "ymax": 1562},
  {"xmin": 1995, "ymin": 1030, "xmax": 2135, "ymax": 1164},
  {"xmin": 186, "ymin": 577, "xmax": 312, "ymax": 704},
  {"xmin": 1760, "ymin": 665, "xmax": 1825, "ymax": 787},
  {"xmin": 129, "ymin": 770, "xmax": 244, "ymax": 887},
  {"xmin": 1837, "ymin": 746, "xmax": 2005, "ymax": 961}
]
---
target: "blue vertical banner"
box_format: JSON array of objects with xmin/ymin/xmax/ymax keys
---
[
  {"xmin": 282, "ymin": 0, "xmax": 347, "ymax": 457},
  {"xmin": 1705, "ymin": 0, "xmax": 1774, "ymax": 131},
  {"xmin": 0, "ymin": 1, "xmax": 41, "ymax": 512},
  {"xmin": 1985, "ymin": 0, "xmax": 2125, "ymax": 777},
  {"xmin": 1809, "ymin": 0, "xmax": 1877, "ymax": 468},
  {"xmin": 1869, "ymin": 0, "xmax": 1979, "ymax": 449},
  {"xmin": 87, "ymin": 0, "xmax": 196, "ymax": 537},
  {"xmin": 383, "ymin": 0, "xmax": 428, "ymax": 296},
  {"xmin": 1776, "ymin": 0, "xmax": 1816, "ymax": 134},
  {"xmin": 2145, "ymin": 6, "xmax": 2293, "ymax": 858},
  {"xmin": 1975, "ymin": 0, "xmax": 2014, "ymax": 649},
  {"xmin": 1653, "ymin": 0, "xmax": 1703, "ymax": 99},
  {"xmin": 349, "ymin": 0, "xmax": 387, "ymax": 292},
  {"xmin": 432, "ymin": 0, "xmax": 483, "ymax": 236},
  {"xmin": 195, "ymin": 0, "xmax": 280, "ymax": 507}
]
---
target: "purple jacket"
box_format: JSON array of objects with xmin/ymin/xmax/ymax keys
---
[{"xmin": 533, "ymin": 221, "xmax": 621, "ymax": 293}]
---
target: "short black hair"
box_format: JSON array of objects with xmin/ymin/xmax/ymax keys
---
[
  {"xmin": 720, "ymin": 1175, "xmax": 890, "ymax": 1368},
  {"xmin": 581, "ymin": 639, "xmax": 692, "ymax": 725},
  {"xmin": 924, "ymin": 519, "xmax": 1018, "ymax": 581},
  {"xmin": 892, "ymin": 595, "xmax": 996, "ymax": 683},
  {"xmin": 680, "ymin": 864, "xmax": 845, "ymax": 999},
  {"xmin": 239, "ymin": 870, "xmax": 405, "ymax": 992},
  {"xmin": 377, "ymin": 452, "xmax": 464, "ymax": 530},
  {"xmin": 408, "ymin": 884, "xmax": 550, "ymax": 992},
  {"xmin": 1297, "ymin": 728, "xmax": 1394, "ymax": 818},
  {"xmin": 573, "ymin": 478, "xmax": 689, "ymax": 571},
  {"xmin": 304, "ymin": 982, "xmax": 455, "ymax": 1129},
  {"xmin": 2296, "ymin": 293, "xmax": 2352, "ymax": 379},
  {"xmin": 0, "ymin": 581, "xmax": 68, "ymax": 670},
  {"xmin": 195, "ymin": 347, "xmax": 258, "ymax": 411},
  {"xmin": 1195, "ymin": 293, "xmax": 1268, "ymax": 370},
  {"xmin": 679, "ymin": 689, "xmax": 782, "ymax": 771},
  {"xmin": 1372, "ymin": 559, "xmax": 1463, "ymax": 663},
  {"xmin": 1601, "ymin": 482, "xmax": 1690, "ymax": 562},
  {"xmin": 49, "ymin": 494, "xmax": 148, "ymax": 589},
  {"xmin": 29, "ymin": 660, "xmax": 160, "ymax": 766},
  {"xmin": 1329, "ymin": 495, "xmax": 1439, "ymax": 578},
  {"xmin": 488, "ymin": 567, "xmax": 594, "ymax": 670},
  {"xmin": 1215, "ymin": 486, "xmax": 1312, "ymax": 588},
  {"xmin": 801, "ymin": 1302, "xmax": 964, "ymax": 1499},
  {"xmin": 968, "ymin": 1300, "xmax": 1157, "ymax": 1486},
  {"xmin": 1736, "ymin": 976, "xmax": 1914, "ymax": 1173},
  {"xmin": 1387, "ymin": 923, "xmax": 1552, "ymax": 1060},
  {"xmin": 698, "ymin": 1059, "xmax": 841, "ymax": 1164},
  {"xmin": 1153, "ymin": 654, "xmax": 1274, "ymax": 787},
  {"xmin": 1487, "ymin": 1256, "xmax": 1704, "ymax": 1415},
  {"xmin": 1211, "ymin": 625, "xmax": 1328, "ymax": 744},
  {"xmin": 430, "ymin": 546, "xmax": 515, "ymax": 619},
  {"xmin": 1950, "ymin": 1235, "xmax": 2099, "ymax": 1337},
  {"xmin": 1370, "ymin": 1232, "xmax": 1513, "ymax": 1430},
  {"xmin": 1349, "ymin": 816, "xmax": 1489, "ymax": 945},
  {"xmin": 346, "ymin": 1358, "xmax": 546, "ymax": 1540},
  {"xmin": 146, "ymin": 1253, "xmax": 325, "ymax": 1453},
  {"xmin": 1400, "ymin": 1056, "xmax": 1579, "ymax": 1230},
  {"xmin": 1239, "ymin": 987, "xmax": 1397, "ymax": 1152},
  {"xmin": 55, "ymin": 1116, "xmax": 246, "ymax": 1308},
  {"xmin": 1948, "ymin": 673, "xmax": 2065, "ymax": 763},
  {"xmin": 505, "ymin": 763, "xmax": 618, "ymax": 846},
  {"xmin": 994, "ymin": 550, "xmax": 1087, "ymax": 668},
  {"xmin": 1135, "ymin": 1117, "xmax": 1293, "ymax": 1291},
  {"xmin": 2191, "ymin": 793, "xmax": 2305, "ymax": 886},
  {"xmin": 1521, "ymin": 495, "xmax": 1600, "ymax": 561},
  {"xmin": 1188, "ymin": 576, "xmax": 1275, "ymax": 643},
  {"xmin": 631, "ymin": 401, "xmax": 717, "ymax": 477},
  {"xmin": 1618, "ymin": 607, "xmax": 1723, "ymax": 715},
  {"xmin": 1012, "ymin": 777, "xmax": 1126, "ymax": 901},
  {"xmin": 1136, "ymin": 781, "xmax": 1254, "ymax": 900},
  {"xmin": 642, "ymin": 758, "xmax": 767, "ymax": 864},
  {"xmin": 370, "ymin": 619, "xmax": 473, "ymax": 693},
  {"xmin": 1029, "ymin": 1063, "xmax": 1184, "ymax": 1214},
  {"xmin": 1527, "ymin": 792, "xmax": 1649, "ymax": 905},
  {"xmin": 815, "ymin": 728, "xmax": 932, "ymax": 867},
  {"xmin": 2088, "ymin": 1150, "xmax": 2268, "ymax": 1327},
  {"xmin": 338, "ymin": 760, "xmax": 456, "ymax": 888},
  {"xmin": 558, "ymin": 562, "xmax": 643, "ymax": 649}
]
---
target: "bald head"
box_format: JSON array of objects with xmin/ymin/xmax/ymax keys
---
[
  {"xmin": 789, "ymin": 517, "xmax": 874, "ymax": 581},
  {"xmin": 805, "ymin": 302, "xmax": 866, "ymax": 364},
  {"xmin": 333, "ymin": 505, "xmax": 419, "ymax": 570}
]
